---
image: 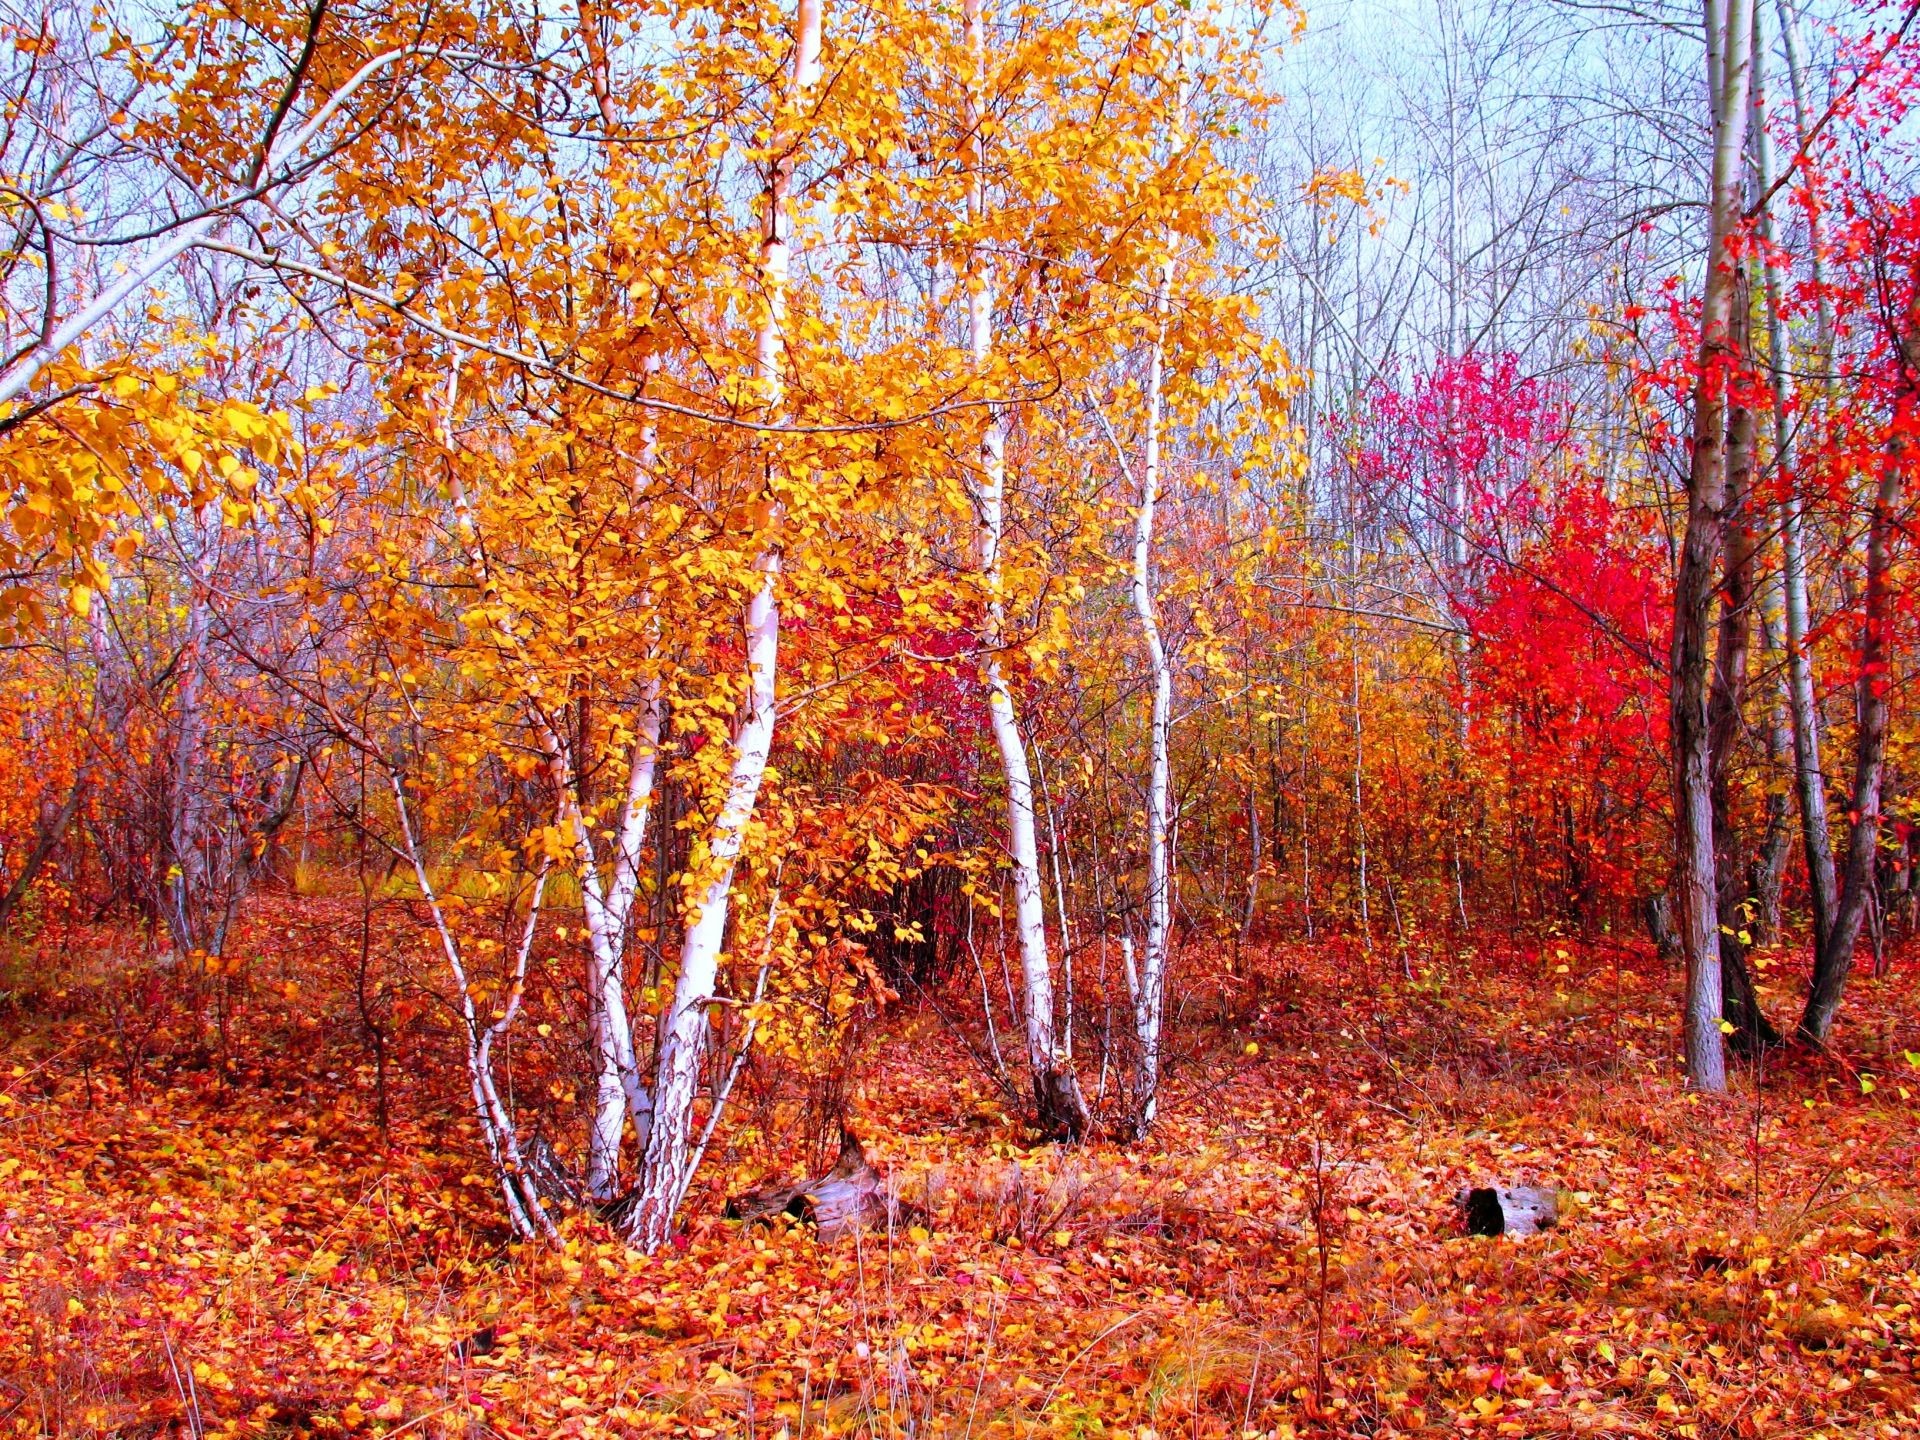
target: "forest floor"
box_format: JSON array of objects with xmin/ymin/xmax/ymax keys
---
[{"xmin": 2, "ymin": 901, "xmax": 1918, "ymax": 1440}]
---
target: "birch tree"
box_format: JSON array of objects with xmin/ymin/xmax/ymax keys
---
[
  {"xmin": 958, "ymin": 0, "xmax": 1091, "ymax": 1142},
  {"xmin": 627, "ymin": 0, "xmax": 823, "ymax": 1247},
  {"xmin": 1122, "ymin": 18, "xmax": 1193, "ymax": 1140}
]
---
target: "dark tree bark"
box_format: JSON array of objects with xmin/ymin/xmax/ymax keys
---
[
  {"xmin": 1644, "ymin": 893, "xmax": 1682, "ymax": 960},
  {"xmin": 1801, "ymin": 407, "xmax": 1910, "ymax": 1041},
  {"xmin": 0, "ymin": 775, "xmax": 88, "ymax": 931}
]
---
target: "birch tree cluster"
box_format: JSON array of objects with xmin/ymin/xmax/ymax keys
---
[{"xmin": 1, "ymin": 0, "xmax": 1917, "ymax": 1236}]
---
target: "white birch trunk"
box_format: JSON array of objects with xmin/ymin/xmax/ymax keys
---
[
  {"xmin": 580, "ymin": 684, "xmax": 664, "ymax": 1198},
  {"xmin": 1125, "ymin": 18, "xmax": 1190, "ymax": 1138},
  {"xmin": 628, "ymin": 0, "xmax": 819, "ymax": 1247},
  {"xmin": 632, "ymin": 568, "xmax": 780, "ymax": 1245},
  {"xmin": 1127, "ymin": 280, "xmax": 1174, "ymax": 1135},
  {"xmin": 964, "ymin": 0, "xmax": 1086, "ymax": 1140},
  {"xmin": 1129, "ymin": 364, "xmax": 1173, "ymax": 1130},
  {"xmin": 440, "ymin": 356, "xmax": 660, "ymax": 1198},
  {"xmin": 391, "ymin": 774, "xmax": 557, "ymax": 1241}
]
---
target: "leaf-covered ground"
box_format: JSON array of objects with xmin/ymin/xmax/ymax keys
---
[{"xmin": 3, "ymin": 907, "xmax": 1918, "ymax": 1438}]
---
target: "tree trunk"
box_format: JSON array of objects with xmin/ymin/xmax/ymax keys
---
[
  {"xmin": 1800, "ymin": 424, "xmax": 1909, "ymax": 1041},
  {"xmin": 1752, "ymin": 2, "xmax": 1838, "ymax": 962},
  {"xmin": 1706, "ymin": 315, "xmax": 1781, "ymax": 1054},
  {"xmin": 1127, "ymin": 290, "xmax": 1175, "ymax": 1138},
  {"xmin": 441, "ymin": 355, "xmax": 663, "ymax": 1201},
  {"xmin": 964, "ymin": 0, "xmax": 1087, "ymax": 1142},
  {"xmin": 0, "ymin": 774, "xmax": 87, "ymax": 930},
  {"xmin": 1748, "ymin": 744, "xmax": 1794, "ymax": 947},
  {"xmin": 628, "ymin": 0, "xmax": 818, "ymax": 1246},
  {"xmin": 393, "ymin": 775, "xmax": 558, "ymax": 1242},
  {"xmin": 579, "ymin": 688, "xmax": 663, "ymax": 1201},
  {"xmin": 163, "ymin": 588, "xmax": 213, "ymax": 956},
  {"xmin": 1669, "ymin": 0, "xmax": 1754, "ymax": 1094},
  {"xmin": 1123, "ymin": 17, "xmax": 1189, "ymax": 1140}
]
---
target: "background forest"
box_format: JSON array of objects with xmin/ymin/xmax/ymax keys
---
[{"xmin": 2, "ymin": 0, "xmax": 1919, "ymax": 1435}]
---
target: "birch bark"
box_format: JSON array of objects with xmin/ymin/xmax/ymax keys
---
[
  {"xmin": 963, "ymin": 0, "xmax": 1088, "ymax": 1140},
  {"xmin": 628, "ymin": 0, "xmax": 820, "ymax": 1244},
  {"xmin": 391, "ymin": 775, "xmax": 557, "ymax": 1241},
  {"xmin": 440, "ymin": 357, "xmax": 661, "ymax": 1198},
  {"xmin": 1125, "ymin": 18, "xmax": 1191, "ymax": 1139}
]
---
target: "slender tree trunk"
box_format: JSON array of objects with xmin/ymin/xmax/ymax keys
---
[
  {"xmin": 1751, "ymin": 596, "xmax": 1795, "ymax": 945},
  {"xmin": 581, "ymin": 684, "xmax": 663, "ymax": 1200},
  {"xmin": 1776, "ymin": 0, "xmax": 1835, "ymax": 350},
  {"xmin": 1349, "ymin": 593, "xmax": 1370, "ymax": 947},
  {"xmin": 210, "ymin": 756, "xmax": 307, "ymax": 959},
  {"xmin": 1299, "ymin": 666, "xmax": 1314, "ymax": 939},
  {"xmin": 1801, "ymin": 418, "xmax": 1910, "ymax": 1041},
  {"xmin": 632, "ymin": 576, "xmax": 779, "ymax": 1241},
  {"xmin": 0, "ymin": 774, "xmax": 87, "ymax": 930},
  {"xmin": 1127, "ymin": 258, "xmax": 1176, "ymax": 1139},
  {"xmin": 393, "ymin": 775, "xmax": 557, "ymax": 1242},
  {"xmin": 163, "ymin": 589, "xmax": 212, "ymax": 956},
  {"xmin": 442, "ymin": 356, "xmax": 663, "ymax": 1200},
  {"xmin": 964, "ymin": 0, "xmax": 1087, "ymax": 1141},
  {"xmin": 1706, "ymin": 335, "xmax": 1781, "ymax": 1053},
  {"xmin": 1753, "ymin": 1, "xmax": 1838, "ymax": 960},
  {"xmin": 573, "ymin": 386, "xmax": 670, "ymax": 1196},
  {"xmin": 1670, "ymin": 0, "xmax": 1754, "ymax": 1094},
  {"xmin": 629, "ymin": 0, "xmax": 818, "ymax": 1244},
  {"xmin": 1241, "ymin": 768, "xmax": 1261, "ymax": 950},
  {"xmin": 1122, "ymin": 17, "xmax": 1190, "ymax": 1138}
]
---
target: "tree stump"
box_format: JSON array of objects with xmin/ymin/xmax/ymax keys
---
[
  {"xmin": 1643, "ymin": 894, "xmax": 1681, "ymax": 961},
  {"xmin": 523, "ymin": 1134, "xmax": 586, "ymax": 1212},
  {"xmin": 725, "ymin": 1129, "xmax": 899, "ymax": 1241},
  {"xmin": 1462, "ymin": 1184, "xmax": 1559, "ymax": 1237}
]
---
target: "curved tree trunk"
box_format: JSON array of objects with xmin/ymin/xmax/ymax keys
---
[
  {"xmin": 0, "ymin": 774, "xmax": 87, "ymax": 931},
  {"xmin": 630, "ymin": 570, "xmax": 781, "ymax": 1243}
]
